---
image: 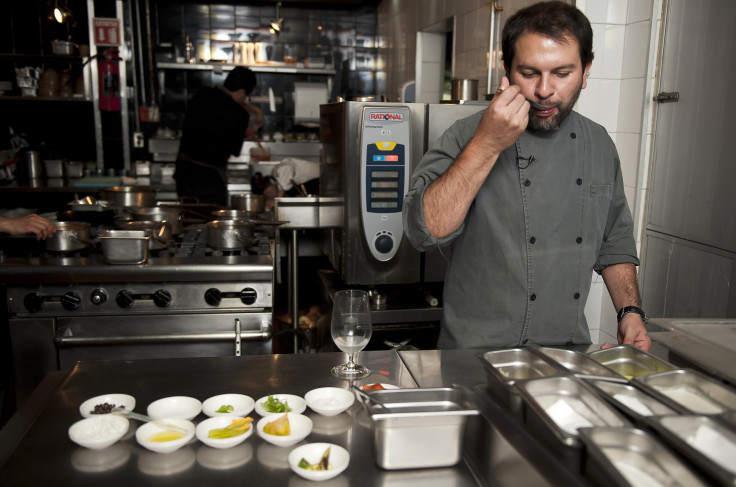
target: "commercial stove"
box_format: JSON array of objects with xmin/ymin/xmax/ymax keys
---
[{"xmin": 1, "ymin": 225, "xmax": 275, "ymax": 408}]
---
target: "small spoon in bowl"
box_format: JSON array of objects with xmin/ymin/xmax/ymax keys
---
[{"xmin": 111, "ymin": 407, "xmax": 188, "ymax": 433}]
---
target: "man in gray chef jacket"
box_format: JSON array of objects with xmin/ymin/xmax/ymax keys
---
[{"xmin": 403, "ymin": 1, "xmax": 651, "ymax": 351}]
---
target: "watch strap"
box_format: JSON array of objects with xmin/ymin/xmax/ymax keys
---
[{"xmin": 617, "ymin": 305, "xmax": 646, "ymax": 323}]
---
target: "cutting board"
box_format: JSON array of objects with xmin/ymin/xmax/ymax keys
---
[{"xmin": 73, "ymin": 176, "xmax": 122, "ymax": 187}]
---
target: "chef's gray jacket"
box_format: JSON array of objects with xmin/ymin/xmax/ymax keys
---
[{"xmin": 403, "ymin": 110, "xmax": 639, "ymax": 348}]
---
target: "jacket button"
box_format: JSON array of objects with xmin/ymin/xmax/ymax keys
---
[
  {"xmin": 570, "ymin": 132, "xmax": 577, "ymax": 139},
  {"xmin": 530, "ymin": 294, "xmax": 537, "ymax": 301},
  {"xmin": 524, "ymin": 179, "xmax": 531, "ymax": 187},
  {"xmin": 576, "ymin": 237, "xmax": 583, "ymax": 244},
  {"xmin": 530, "ymin": 236, "xmax": 536, "ymax": 244},
  {"xmin": 574, "ymin": 292, "xmax": 580, "ymax": 299},
  {"xmin": 576, "ymin": 178, "xmax": 582, "ymax": 185}
]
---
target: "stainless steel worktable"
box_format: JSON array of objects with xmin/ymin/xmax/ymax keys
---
[{"xmin": 0, "ymin": 351, "xmax": 494, "ymax": 486}]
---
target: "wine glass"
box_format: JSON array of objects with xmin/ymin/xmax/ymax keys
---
[{"xmin": 331, "ymin": 289, "xmax": 372, "ymax": 379}]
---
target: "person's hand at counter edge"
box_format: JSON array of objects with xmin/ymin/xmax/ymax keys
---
[
  {"xmin": 600, "ymin": 313, "xmax": 651, "ymax": 351},
  {"xmin": 0, "ymin": 214, "xmax": 56, "ymax": 240}
]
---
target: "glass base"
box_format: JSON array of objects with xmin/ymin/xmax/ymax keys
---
[{"xmin": 331, "ymin": 363, "xmax": 371, "ymax": 379}]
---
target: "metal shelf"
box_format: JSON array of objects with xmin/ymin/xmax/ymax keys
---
[{"xmin": 156, "ymin": 61, "xmax": 335, "ymax": 75}]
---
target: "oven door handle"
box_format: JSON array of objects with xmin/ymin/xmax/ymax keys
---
[{"xmin": 54, "ymin": 329, "xmax": 272, "ymax": 346}]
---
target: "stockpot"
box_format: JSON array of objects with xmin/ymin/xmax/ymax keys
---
[
  {"xmin": 45, "ymin": 221, "xmax": 94, "ymax": 252},
  {"xmin": 131, "ymin": 206, "xmax": 183, "ymax": 235},
  {"xmin": 205, "ymin": 220, "xmax": 255, "ymax": 250},
  {"xmin": 211, "ymin": 209, "xmax": 258, "ymax": 221},
  {"xmin": 100, "ymin": 186, "xmax": 156, "ymax": 208},
  {"xmin": 230, "ymin": 193, "xmax": 264, "ymax": 212}
]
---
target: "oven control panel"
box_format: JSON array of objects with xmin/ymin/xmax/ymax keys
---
[
  {"xmin": 360, "ymin": 106, "xmax": 411, "ymax": 262},
  {"xmin": 6, "ymin": 283, "xmax": 273, "ymax": 316}
]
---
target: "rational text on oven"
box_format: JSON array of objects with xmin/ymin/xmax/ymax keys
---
[{"xmin": 369, "ymin": 112, "xmax": 404, "ymax": 122}]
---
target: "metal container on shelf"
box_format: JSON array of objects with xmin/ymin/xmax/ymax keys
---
[
  {"xmin": 274, "ymin": 196, "xmax": 342, "ymax": 229},
  {"xmin": 633, "ymin": 368, "xmax": 736, "ymax": 415},
  {"xmin": 534, "ymin": 347, "xmax": 626, "ymax": 382},
  {"xmin": 588, "ymin": 344, "xmax": 677, "ymax": 379},
  {"xmin": 578, "ymin": 427, "xmax": 710, "ymax": 487},
  {"xmin": 43, "ymin": 159, "xmax": 64, "ymax": 178},
  {"xmin": 358, "ymin": 387, "xmax": 479, "ymax": 470}
]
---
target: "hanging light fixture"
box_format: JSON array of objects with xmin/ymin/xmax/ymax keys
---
[
  {"xmin": 270, "ymin": 2, "xmax": 283, "ymax": 34},
  {"xmin": 53, "ymin": 0, "xmax": 73, "ymax": 24}
]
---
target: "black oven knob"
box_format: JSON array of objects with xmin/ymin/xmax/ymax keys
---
[
  {"xmin": 240, "ymin": 288, "xmax": 257, "ymax": 305},
  {"xmin": 153, "ymin": 290, "xmax": 172, "ymax": 308},
  {"xmin": 116, "ymin": 290, "xmax": 135, "ymax": 309},
  {"xmin": 90, "ymin": 289, "xmax": 108, "ymax": 305},
  {"xmin": 204, "ymin": 288, "xmax": 222, "ymax": 306},
  {"xmin": 375, "ymin": 234, "xmax": 394, "ymax": 254},
  {"xmin": 61, "ymin": 292, "xmax": 81, "ymax": 311},
  {"xmin": 23, "ymin": 292, "xmax": 44, "ymax": 313}
]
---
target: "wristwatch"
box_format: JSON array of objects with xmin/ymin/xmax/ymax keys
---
[{"xmin": 617, "ymin": 305, "xmax": 647, "ymax": 323}]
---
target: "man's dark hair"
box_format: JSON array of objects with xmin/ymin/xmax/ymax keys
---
[
  {"xmin": 224, "ymin": 66, "xmax": 257, "ymax": 94},
  {"xmin": 502, "ymin": 1, "xmax": 594, "ymax": 72}
]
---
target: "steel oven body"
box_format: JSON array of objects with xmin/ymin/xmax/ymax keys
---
[{"xmin": 3, "ymin": 254, "xmax": 274, "ymax": 408}]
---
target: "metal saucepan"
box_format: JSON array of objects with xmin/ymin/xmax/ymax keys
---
[
  {"xmin": 205, "ymin": 220, "xmax": 256, "ymax": 250},
  {"xmin": 45, "ymin": 221, "xmax": 95, "ymax": 252},
  {"xmin": 230, "ymin": 193, "xmax": 264, "ymax": 212},
  {"xmin": 211, "ymin": 209, "xmax": 259, "ymax": 221},
  {"xmin": 131, "ymin": 206, "xmax": 183, "ymax": 235},
  {"xmin": 100, "ymin": 186, "xmax": 156, "ymax": 209},
  {"xmin": 119, "ymin": 220, "xmax": 173, "ymax": 250}
]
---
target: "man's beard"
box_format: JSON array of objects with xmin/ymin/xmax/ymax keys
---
[{"xmin": 527, "ymin": 82, "xmax": 583, "ymax": 132}]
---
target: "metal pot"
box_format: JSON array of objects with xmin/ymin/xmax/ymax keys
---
[
  {"xmin": 100, "ymin": 186, "xmax": 156, "ymax": 209},
  {"xmin": 131, "ymin": 206, "xmax": 183, "ymax": 235},
  {"xmin": 206, "ymin": 220, "xmax": 255, "ymax": 250},
  {"xmin": 211, "ymin": 209, "xmax": 257, "ymax": 221},
  {"xmin": 52, "ymin": 40, "xmax": 76, "ymax": 56},
  {"xmin": 45, "ymin": 221, "xmax": 93, "ymax": 252},
  {"xmin": 230, "ymin": 193, "xmax": 264, "ymax": 212},
  {"xmin": 120, "ymin": 220, "xmax": 172, "ymax": 250}
]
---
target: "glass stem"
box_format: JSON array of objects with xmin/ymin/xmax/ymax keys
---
[{"xmin": 346, "ymin": 353, "xmax": 355, "ymax": 368}]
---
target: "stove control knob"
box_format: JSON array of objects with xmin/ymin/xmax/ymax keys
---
[
  {"xmin": 61, "ymin": 292, "xmax": 82, "ymax": 311},
  {"xmin": 375, "ymin": 234, "xmax": 394, "ymax": 254},
  {"xmin": 153, "ymin": 290, "xmax": 172, "ymax": 308},
  {"xmin": 24, "ymin": 292, "xmax": 44, "ymax": 313},
  {"xmin": 240, "ymin": 288, "xmax": 257, "ymax": 305},
  {"xmin": 204, "ymin": 288, "xmax": 222, "ymax": 306},
  {"xmin": 116, "ymin": 290, "xmax": 135, "ymax": 309},
  {"xmin": 90, "ymin": 289, "xmax": 107, "ymax": 305}
]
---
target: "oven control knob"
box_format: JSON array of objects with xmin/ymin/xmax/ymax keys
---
[
  {"xmin": 153, "ymin": 290, "xmax": 172, "ymax": 308},
  {"xmin": 375, "ymin": 234, "xmax": 394, "ymax": 254},
  {"xmin": 90, "ymin": 289, "xmax": 107, "ymax": 305},
  {"xmin": 116, "ymin": 290, "xmax": 135, "ymax": 309},
  {"xmin": 240, "ymin": 288, "xmax": 257, "ymax": 305},
  {"xmin": 61, "ymin": 292, "xmax": 82, "ymax": 311},
  {"xmin": 205, "ymin": 288, "xmax": 222, "ymax": 306},
  {"xmin": 23, "ymin": 292, "xmax": 44, "ymax": 313}
]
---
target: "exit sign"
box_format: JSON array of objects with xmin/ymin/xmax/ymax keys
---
[{"xmin": 93, "ymin": 18, "xmax": 121, "ymax": 46}]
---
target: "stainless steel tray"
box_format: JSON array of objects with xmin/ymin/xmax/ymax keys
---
[
  {"xmin": 362, "ymin": 387, "xmax": 479, "ymax": 470},
  {"xmin": 633, "ymin": 369, "xmax": 736, "ymax": 415},
  {"xmin": 588, "ymin": 344, "xmax": 676, "ymax": 379},
  {"xmin": 578, "ymin": 427, "xmax": 709, "ymax": 487},
  {"xmin": 648, "ymin": 415, "xmax": 736, "ymax": 486},
  {"xmin": 477, "ymin": 348, "xmax": 565, "ymax": 412},
  {"xmin": 587, "ymin": 379, "xmax": 681, "ymax": 425},
  {"xmin": 98, "ymin": 229, "xmax": 151, "ymax": 264},
  {"xmin": 516, "ymin": 377, "xmax": 630, "ymax": 449},
  {"xmin": 535, "ymin": 347, "xmax": 626, "ymax": 382}
]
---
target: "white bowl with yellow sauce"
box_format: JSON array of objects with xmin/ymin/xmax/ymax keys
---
[{"xmin": 135, "ymin": 419, "xmax": 195, "ymax": 453}]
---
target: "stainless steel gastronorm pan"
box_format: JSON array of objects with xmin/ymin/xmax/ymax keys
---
[
  {"xmin": 578, "ymin": 427, "xmax": 709, "ymax": 487},
  {"xmin": 365, "ymin": 387, "xmax": 479, "ymax": 470},
  {"xmin": 477, "ymin": 348, "xmax": 565, "ymax": 412},
  {"xmin": 587, "ymin": 379, "xmax": 680, "ymax": 425},
  {"xmin": 588, "ymin": 344, "xmax": 677, "ymax": 379},
  {"xmin": 649, "ymin": 415, "xmax": 736, "ymax": 486},
  {"xmin": 535, "ymin": 347, "xmax": 626, "ymax": 382},
  {"xmin": 516, "ymin": 377, "xmax": 630, "ymax": 449},
  {"xmin": 98, "ymin": 229, "xmax": 151, "ymax": 264},
  {"xmin": 633, "ymin": 369, "xmax": 736, "ymax": 415}
]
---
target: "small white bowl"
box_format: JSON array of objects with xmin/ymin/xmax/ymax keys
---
[
  {"xmin": 202, "ymin": 394, "xmax": 255, "ymax": 418},
  {"xmin": 305, "ymin": 387, "xmax": 355, "ymax": 417},
  {"xmin": 257, "ymin": 413, "xmax": 313, "ymax": 447},
  {"xmin": 79, "ymin": 393, "xmax": 136, "ymax": 418},
  {"xmin": 135, "ymin": 419, "xmax": 195, "ymax": 453},
  {"xmin": 195, "ymin": 415, "xmax": 254, "ymax": 449},
  {"xmin": 68, "ymin": 415, "xmax": 130, "ymax": 450},
  {"xmin": 288, "ymin": 443, "xmax": 350, "ymax": 481},
  {"xmin": 255, "ymin": 394, "xmax": 306, "ymax": 417},
  {"xmin": 147, "ymin": 396, "xmax": 202, "ymax": 421}
]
